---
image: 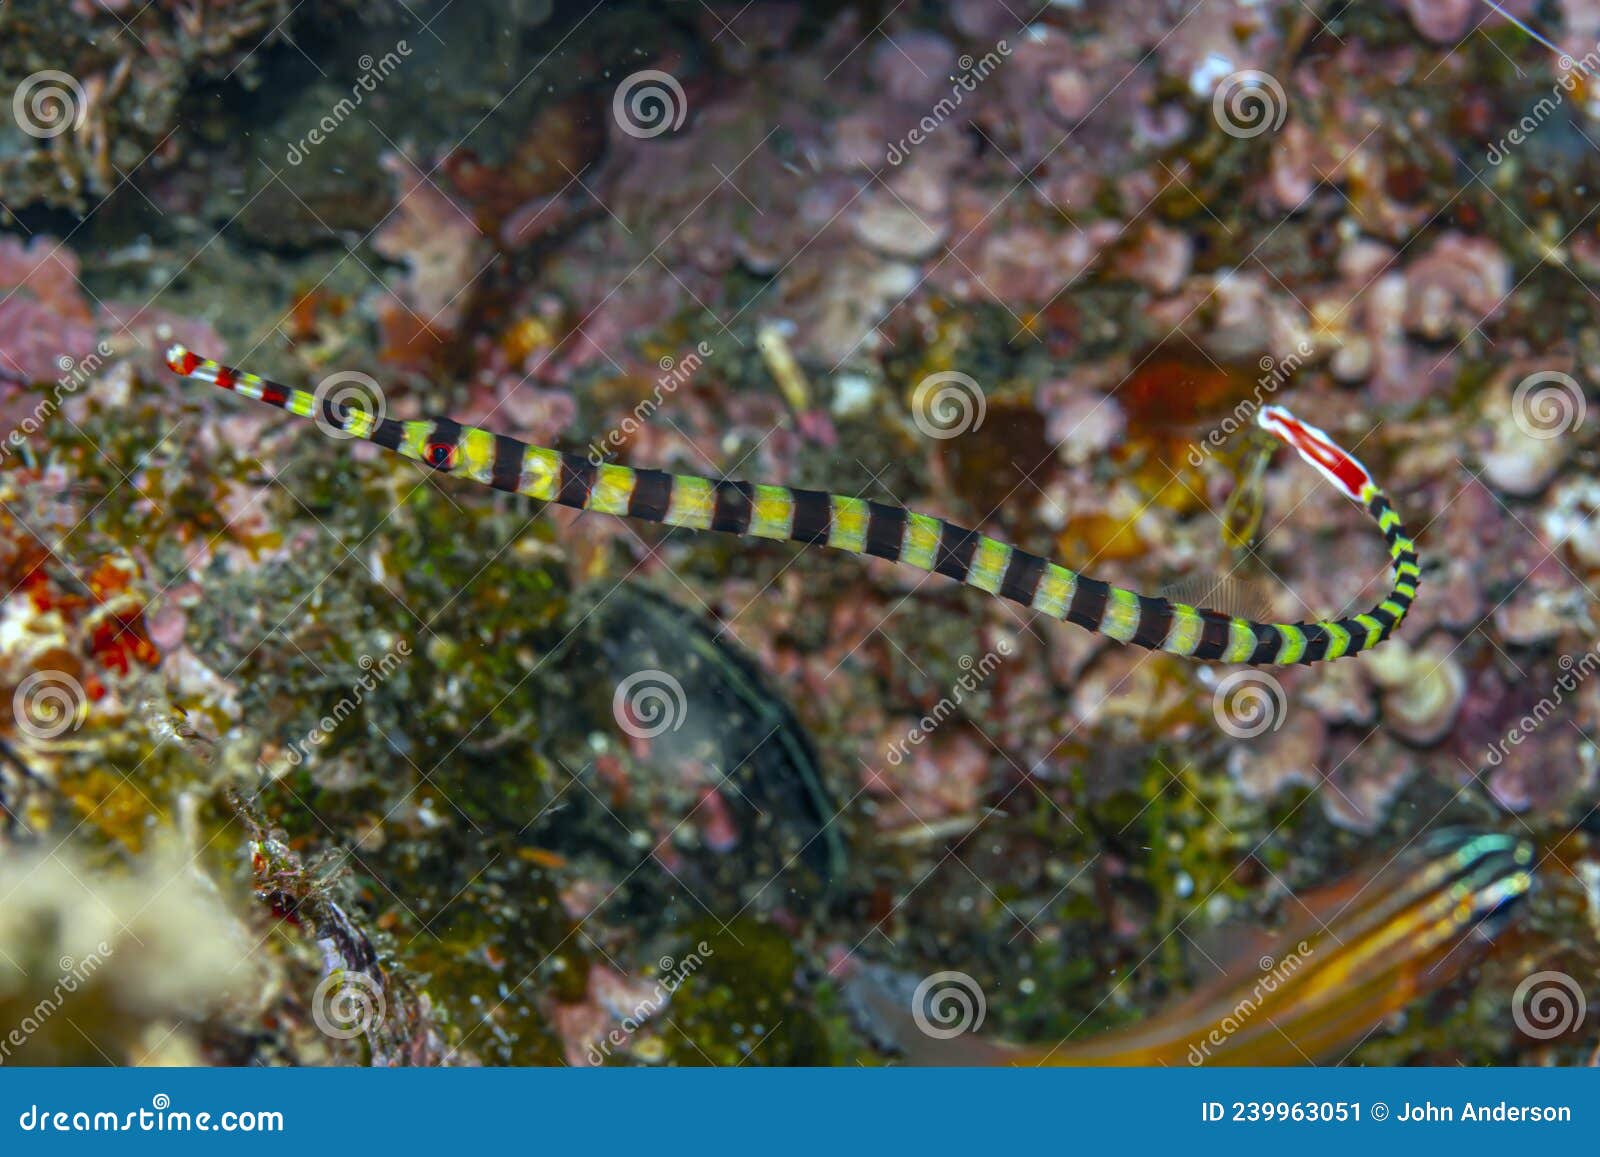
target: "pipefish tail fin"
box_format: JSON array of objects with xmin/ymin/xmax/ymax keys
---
[{"xmin": 165, "ymin": 347, "xmax": 1420, "ymax": 666}]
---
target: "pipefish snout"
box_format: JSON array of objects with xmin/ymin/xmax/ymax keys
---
[{"xmin": 166, "ymin": 347, "xmax": 1420, "ymax": 665}]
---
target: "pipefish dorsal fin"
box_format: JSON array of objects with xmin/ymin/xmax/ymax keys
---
[{"xmin": 1158, "ymin": 574, "xmax": 1279, "ymax": 624}]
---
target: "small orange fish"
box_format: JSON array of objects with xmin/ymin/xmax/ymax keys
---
[{"xmin": 516, "ymin": 847, "xmax": 570, "ymax": 870}]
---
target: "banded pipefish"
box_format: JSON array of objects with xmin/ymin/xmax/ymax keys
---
[{"xmin": 165, "ymin": 346, "xmax": 1420, "ymax": 665}]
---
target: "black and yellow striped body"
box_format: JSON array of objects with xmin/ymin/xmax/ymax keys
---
[{"xmin": 165, "ymin": 347, "xmax": 1421, "ymax": 667}]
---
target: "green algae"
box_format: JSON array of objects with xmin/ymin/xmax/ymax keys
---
[{"xmin": 661, "ymin": 921, "xmax": 831, "ymax": 1066}]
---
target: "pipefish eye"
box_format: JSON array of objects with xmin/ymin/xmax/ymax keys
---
[{"xmin": 424, "ymin": 442, "xmax": 457, "ymax": 469}]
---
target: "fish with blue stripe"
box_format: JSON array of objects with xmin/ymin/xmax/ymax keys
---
[{"xmin": 853, "ymin": 829, "xmax": 1535, "ymax": 1066}]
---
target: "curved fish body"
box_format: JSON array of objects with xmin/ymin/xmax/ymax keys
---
[
  {"xmin": 166, "ymin": 347, "xmax": 1420, "ymax": 666},
  {"xmin": 1027, "ymin": 829, "xmax": 1535, "ymax": 1066}
]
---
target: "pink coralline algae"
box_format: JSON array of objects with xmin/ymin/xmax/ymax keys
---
[
  {"xmin": 1397, "ymin": 0, "xmax": 1538, "ymax": 44},
  {"xmin": 372, "ymin": 153, "xmax": 491, "ymax": 369},
  {"xmin": 0, "ymin": 237, "xmax": 99, "ymax": 387},
  {"xmin": 1397, "ymin": 0, "xmax": 1479, "ymax": 43},
  {"xmin": 1401, "ymin": 232, "xmax": 1512, "ymax": 342},
  {"xmin": 866, "ymin": 730, "xmax": 989, "ymax": 831}
]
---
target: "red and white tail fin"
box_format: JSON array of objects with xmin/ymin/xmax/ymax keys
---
[{"xmin": 1257, "ymin": 405, "xmax": 1375, "ymax": 504}]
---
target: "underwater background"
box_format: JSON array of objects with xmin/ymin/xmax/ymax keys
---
[{"xmin": 0, "ymin": 0, "xmax": 1596, "ymax": 1066}]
